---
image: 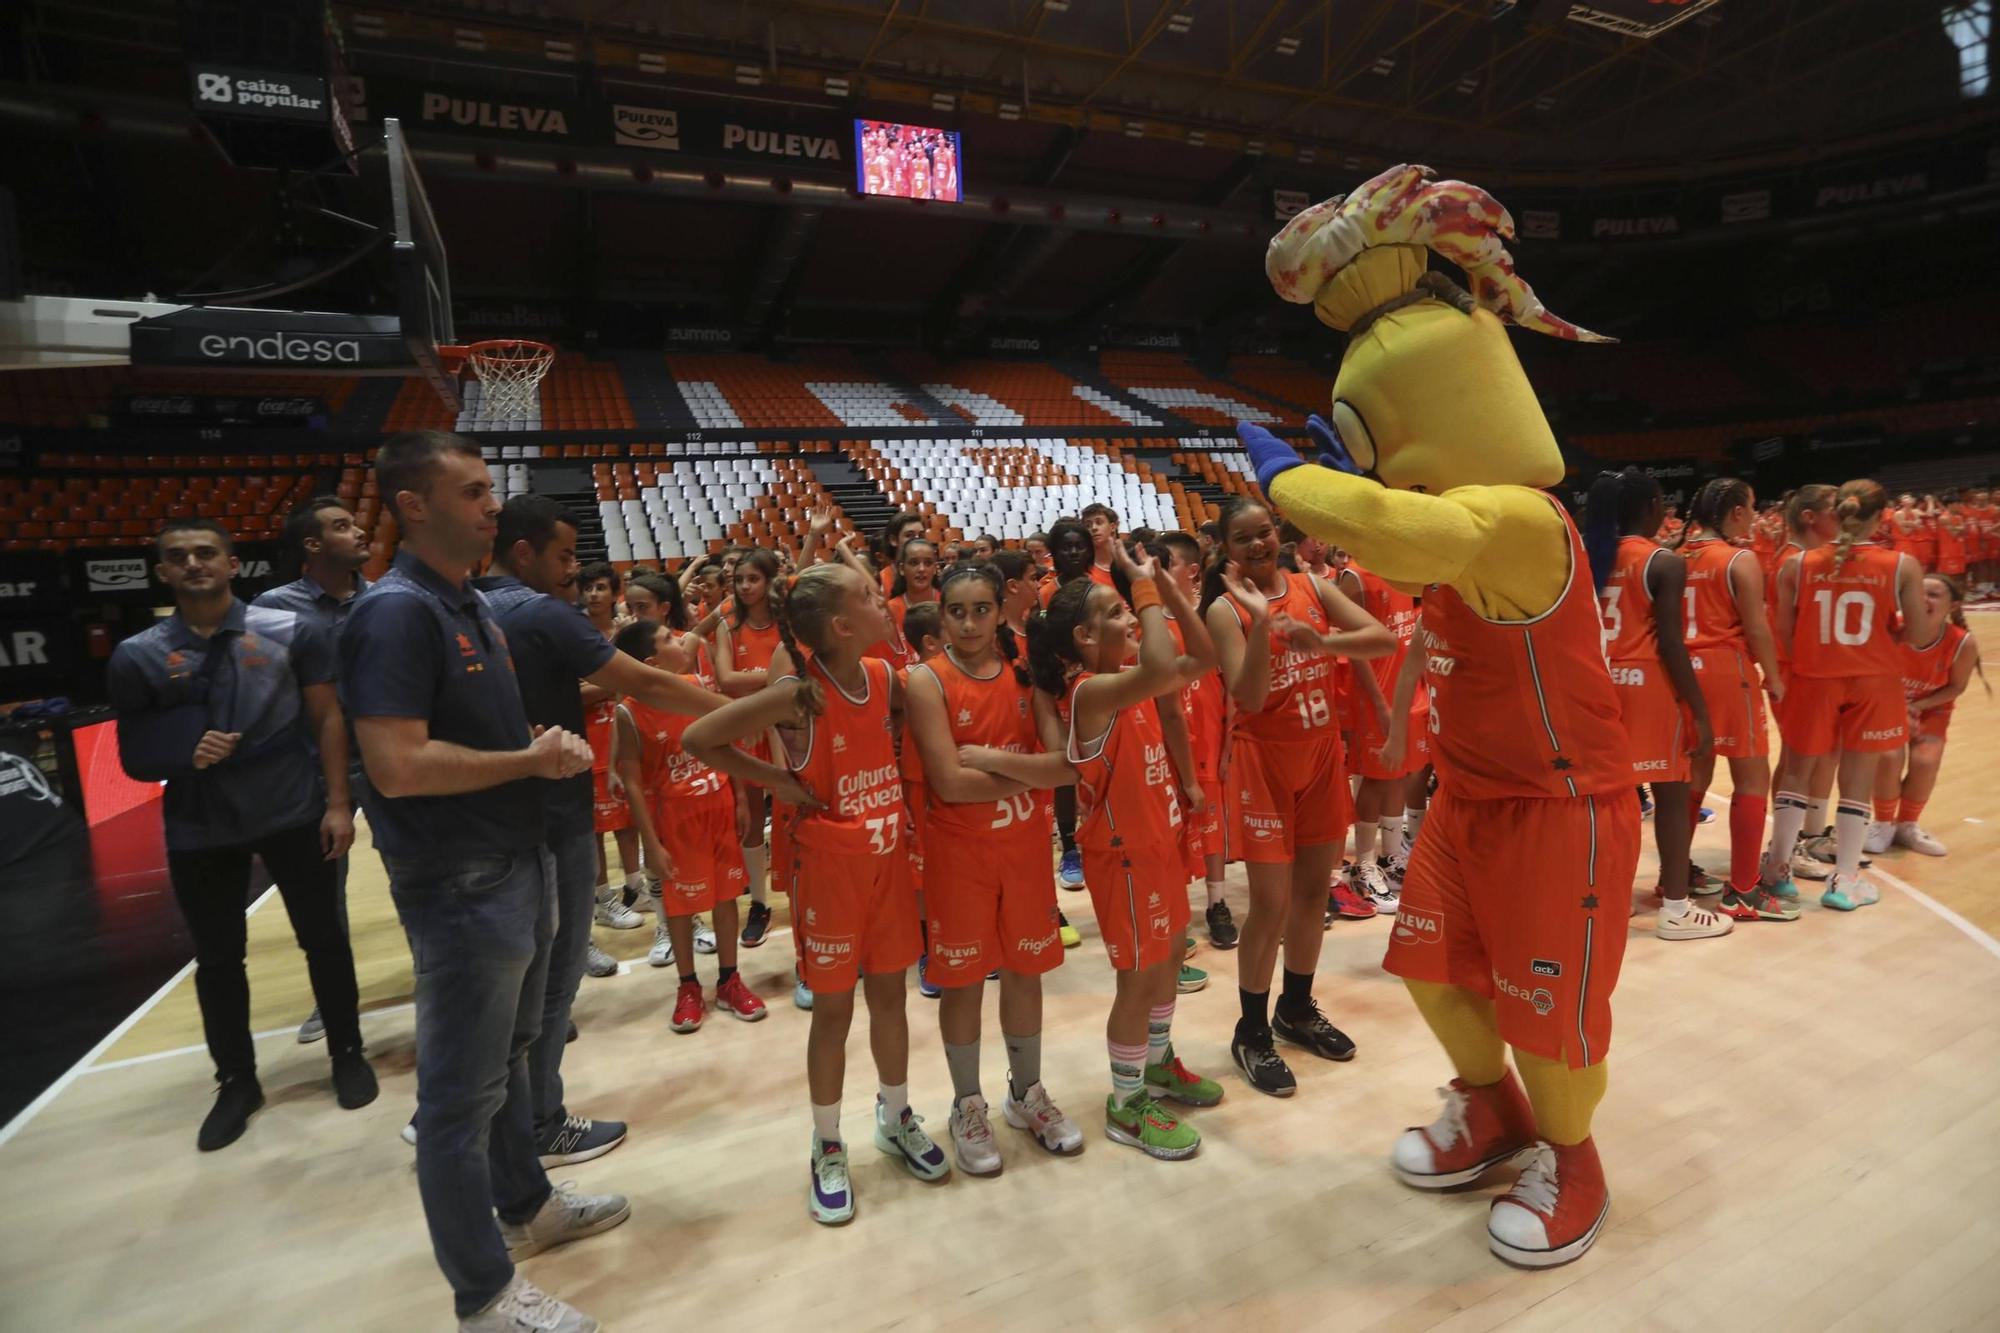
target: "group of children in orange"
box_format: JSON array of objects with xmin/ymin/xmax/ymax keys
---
[{"xmin": 564, "ymin": 469, "xmax": 1980, "ymax": 1229}]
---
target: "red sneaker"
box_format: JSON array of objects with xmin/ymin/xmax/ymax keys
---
[
  {"xmin": 714, "ymin": 972, "xmax": 769, "ymax": 1023},
  {"xmin": 669, "ymin": 979, "xmax": 705, "ymax": 1033},
  {"xmin": 1487, "ymin": 1137, "xmax": 1610, "ymax": 1268},
  {"xmin": 1329, "ymin": 881, "xmax": 1377, "ymax": 920},
  {"xmin": 1389, "ymin": 1071, "xmax": 1537, "ymax": 1189}
]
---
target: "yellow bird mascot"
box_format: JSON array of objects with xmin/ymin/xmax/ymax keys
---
[{"xmin": 1239, "ymin": 164, "xmax": 1637, "ymax": 1268}]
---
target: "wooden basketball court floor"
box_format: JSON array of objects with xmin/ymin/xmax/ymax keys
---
[{"xmin": 4, "ymin": 615, "xmax": 1997, "ymax": 1333}]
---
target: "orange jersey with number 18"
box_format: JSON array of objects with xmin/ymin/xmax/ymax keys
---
[{"xmin": 1225, "ymin": 570, "xmax": 1337, "ymax": 744}]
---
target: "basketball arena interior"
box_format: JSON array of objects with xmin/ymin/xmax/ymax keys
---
[{"xmin": 1, "ymin": 2, "xmax": 1997, "ymax": 1330}]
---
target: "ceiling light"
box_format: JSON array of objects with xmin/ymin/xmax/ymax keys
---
[
  {"xmin": 1124, "ymin": 120, "xmax": 1145, "ymax": 137},
  {"xmin": 1245, "ymin": 138, "xmax": 1266, "ymax": 156},
  {"xmin": 1167, "ymin": 12, "xmax": 1193, "ymax": 34},
  {"xmin": 998, "ymin": 100, "xmax": 1022, "ymax": 121},
  {"xmin": 1534, "ymin": 93, "xmax": 1556, "ymax": 112},
  {"xmin": 1275, "ymin": 35, "xmax": 1301, "ymax": 56},
  {"xmin": 350, "ymin": 12, "xmax": 385, "ymax": 38},
  {"xmin": 735, "ymin": 64, "xmax": 763, "ymax": 86},
  {"xmin": 1371, "ymin": 55, "xmax": 1395, "ymax": 75},
  {"xmin": 1297, "ymin": 147, "xmax": 1315, "ymax": 164},
  {"xmin": 454, "ymin": 27, "xmax": 486, "ymax": 51},
  {"xmin": 1343, "ymin": 154, "xmax": 1362, "ymax": 171},
  {"xmin": 544, "ymin": 38, "xmax": 575, "ymax": 63},
  {"xmin": 1186, "ymin": 129, "xmax": 1206, "ymax": 146},
  {"xmin": 1044, "ymin": 0, "xmax": 1070, "ymax": 11},
  {"xmin": 1456, "ymin": 74, "xmax": 1479, "ymax": 94},
  {"xmin": 825, "ymin": 75, "xmax": 851, "ymax": 97},
  {"xmin": 931, "ymin": 91, "xmax": 956, "ymax": 111},
  {"xmin": 637, "ymin": 51, "xmax": 666, "ymax": 74}
]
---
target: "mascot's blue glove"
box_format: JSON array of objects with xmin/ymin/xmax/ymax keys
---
[
  {"xmin": 1303, "ymin": 414, "xmax": 1365, "ymax": 477},
  {"xmin": 1238, "ymin": 421, "xmax": 1304, "ymax": 492}
]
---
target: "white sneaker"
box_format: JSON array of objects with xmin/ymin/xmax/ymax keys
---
[
  {"xmin": 1001, "ymin": 1080, "xmax": 1084, "ymax": 1155},
  {"xmin": 647, "ymin": 921, "xmax": 675, "ymax": 968},
  {"xmin": 593, "ymin": 886, "xmax": 644, "ymax": 930},
  {"xmin": 1862, "ymin": 820, "xmax": 1896, "ymax": 855},
  {"xmin": 1895, "ymin": 822, "xmax": 1947, "ymax": 856},
  {"xmin": 583, "ymin": 942, "xmax": 618, "ymax": 979},
  {"xmin": 1352, "ymin": 858, "xmax": 1398, "ymax": 913},
  {"xmin": 1790, "ymin": 842, "xmax": 1832, "ymax": 882},
  {"xmin": 948, "ymin": 1094, "xmax": 1004, "ymax": 1176},
  {"xmin": 1655, "ymin": 902, "xmax": 1734, "ymax": 941},
  {"xmin": 499, "ymin": 1180, "xmax": 631, "ymax": 1261},
  {"xmin": 692, "ymin": 916, "xmax": 718, "ymax": 954},
  {"xmin": 459, "ymin": 1276, "xmax": 598, "ymax": 1333}
]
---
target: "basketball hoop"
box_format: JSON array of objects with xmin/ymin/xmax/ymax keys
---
[{"xmin": 450, "ymin": 338, "xmax": 555, "ymax": 421}]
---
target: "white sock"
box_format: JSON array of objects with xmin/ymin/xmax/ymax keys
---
[
  {"xmin": 743, "ymin": 842, "xmax": 769, "ymax": 906},
  {"xmin": 1404, "ymin": 805, "xmax": 1426, "ymax": 851},
  {"xmin": 878, "ymin": 1081, "xmax": 909, "ymax": 1124},
  {"xmin": 811, "ymin": 1100, "xmax": 841, "ymax": 1144},
  {"xmin": 1205, "ymin": 878, "xmax": 1226, "ymax": 906},
  {"xmin": 1767, "ymin": 791, "xmax": 1809, "ymax": 878},
  {"xmin": 1835, "ymin": 800, "xmax": 1867, "ymax": 880},
  {"xmin": 624, "ymin": 871, "xmax": 645, "ymax": 893},
  {"xmin": 1804, "ymin": 798, "xmax": 1828, "ymax": 840},
  {"xmin": 1660, "ymin": 896, "xmax": 1691, "ymax": 920},
  {"xmin": 594, "ymin": 881, "xmax": 614, "ymax": 903},
  {"xmin": 1352, "ymin": 820, "xmax": 1379, "ymax": 863},
  {"xmin": 1378, "ymin": 813, "xmax": 1403, "ymax": 858}
]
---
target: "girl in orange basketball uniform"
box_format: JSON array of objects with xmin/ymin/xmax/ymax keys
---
[
  {"xmin": 1584, "ymin": 468, "xmax": 1728, "ymax": 941},
  {"xmin": 1869, "ymin": 574, "xmax": 1983, "ymax": 858},
  {"xmin": 608, "ymin": 620, "xmax": 768, "ymax": 1031},
  {"xmin": 1154, "ymin": 533, "xmax": 1235, "ymax": 946},
  {"xmin": 1202, "ymin": 497, "xmax": 1394, "ymax": 1098},
  {"xmin": 1765, "ymin": 486, "xmax": 1848, "ymax": 882},
  {"xmin": 887, "ymin": 538, "xmax": 941, "ymax": 639},
  {"xmin": 904, "ymin": 562, "xmax": 1082, "ymax": 1173},
  {"xmin": 1763, "ymin": 480, "xmax": 1926, "ymax": 911},
  {"xmin": 1677, "ymin": 478, "xmax": 1792, "ymax": 923},
  {"xmin": 1338, "ymin": 557, "xmax": 1428, "ymax": 915},
  {"xmin": 684, "ymin": 562, "xmax": 948, "ymax": 1226},
  {"xmin": 714, "ymin": 549, "xmax": 784, "ymax": 947},
  {"xmin": 965, "ymin": 541, "xmax": 1225, "ymax": 1158}
]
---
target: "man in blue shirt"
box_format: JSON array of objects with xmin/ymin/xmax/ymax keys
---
[
  {"xmin": 254, "ymin": 494, "xmax": 372, "ymax": 1045},
  {"xmin": 107, "ymin": 516, "xmax": 377, "ymax": 1152},
  {"xmin": 341, "ymin": 431, "xmax": 623, "ymax": 1333},
  {"xmin": 473, "ymin": 494, "xmax": 724, "ymax": 1170}
]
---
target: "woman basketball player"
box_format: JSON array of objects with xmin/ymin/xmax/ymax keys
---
[
  {"xmin": 1677, "ymin": 478, "xmax": 1791, "ymax": 923},
  {"xmin": 904, "ymin": 562, "xmax": 1082, "ymax": 1173},
  {"xmin": 1584, "ymin": 468, "xmax": 1728, "ymax": 940},
  {"xmin": 1201, "ymin": 497, "xmax": 1394, "ymax": 1097},
  {"xmin": 1870, "ymin": 574, "xmax": 1982, "ymax": 857},
  {"xmin": 683, "ymin": 562, "xmax": 948, "ymax": 1225},
  {"xmin": 713, "ymin": 549, "xmax": 783, "ymax": 948},
  {"xmin": 1763, "ymin": 480, "xmax": 1926, "ymax": 911}
]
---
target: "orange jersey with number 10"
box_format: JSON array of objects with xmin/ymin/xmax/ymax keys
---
[
  {"xmin": 1225, "ymin": 570, "xmax": 1337, "ymax": 744},
  {"xmin": 784, "ymin": 656, "xmax": 904, "ymax": 855},
  {"xmin": 1792, "ymin": 543, "xmax": 1905, "ymax": 679},
  {"xmin": 911, "ymin": 651, "xmax": 1047, "ymax": 847},
  {"xmin": 1600, "ymin": 536, "xmax": 1664, "ymax": 663}
]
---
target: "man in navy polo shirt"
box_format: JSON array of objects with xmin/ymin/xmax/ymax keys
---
[
  {"xmin": 107, "ymin": 516, "xmax": 376, "ymax": 1152},
  {"xmin": 473, "ymin": 493, "xmax": 722, "ymax": 1169},
  {"xmin": 254, "ymin": 494, "xmax": 372, "ymax": 1045},
  {"xmin": 341, "ymin": 431, "xmax": 623, "ymax": 1333}
]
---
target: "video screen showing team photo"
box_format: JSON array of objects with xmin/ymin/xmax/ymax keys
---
[{"xmin": 855, "ymin": 119, "xmax": 962, "ymax": 202}]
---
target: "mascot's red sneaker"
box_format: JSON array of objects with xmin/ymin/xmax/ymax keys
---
[
  {"xmin": 1487, "ymin": 1137, "xmax": 1610, "ymax": 1268},
  {"xmin": 1389, "ymin": 1071, "xmax": 1536, "ymax": 1189}
]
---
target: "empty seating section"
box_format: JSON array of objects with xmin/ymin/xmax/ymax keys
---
[
  {"xmin": 1226, "ymin": 355, "xmax": 1327, "ymax": 414},
  {"xmin": 665, "ymin": 356, "xmax": 856, "ymax": 428},
  {"xmin": 864, "ymin": 437, "xmax": 1190, "ymax": 542},
  {"xmin": 2, "ymin": 452, "xmax": 322, "ymax": 550},
  {"xmin": 889, "ymin": 356, "xmax": 1130, "ymax": 427},
  {"xmin": 1099, "ymin": 351, "xmax": 1288, "ymax": 426},
  {"xmin": 597, "ymin": 456, "xmax": 819, "ymax": 564},
  {"xmin": 805, "ymin": 381, "xmax": 936, "ymax": 428},
  {"xmin": 1169, "ymin": 441, "xmax": 1266, "ymax": 503},
  {"xmin": 0, "ymin": 367, "xmax": 359, "ymax": 428}
]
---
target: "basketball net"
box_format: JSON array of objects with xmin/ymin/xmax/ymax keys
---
[{"xmin": 463, "ymin": 339, "xmax": 555, "ymax": 420}]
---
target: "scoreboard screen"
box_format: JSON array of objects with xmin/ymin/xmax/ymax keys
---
[{"xmin": 855, "ymin": 120, "xmax": 963, "ymax": 202}]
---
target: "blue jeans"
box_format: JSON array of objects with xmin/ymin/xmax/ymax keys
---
[
  {"xmin": 384, "ymin": 847, "xmax": 556, "ymax": 1318},
  {"xmin": 530, "ymin": 823, "xmax": 599, "ymax": 1136}
]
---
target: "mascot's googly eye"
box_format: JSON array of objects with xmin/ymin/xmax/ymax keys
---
[{"xmin": 1330, "ymin": 400, "xmax": 1377, "ymax": 474}]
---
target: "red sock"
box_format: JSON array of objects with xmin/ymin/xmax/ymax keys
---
[
  {"xmin": 1729, "ymin": 793, "xmax": 1767, "ymax": 893},
  {"xmin": 1898, "ymin": 798, "xmax": 1926, "ymax": 824},
  {"xmin": 1872, "ymin": 797, "xmax": 1899, "ymax": 823}
]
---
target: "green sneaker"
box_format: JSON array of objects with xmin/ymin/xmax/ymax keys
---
[
  {"xmin": 1819, "ymin": 884, "xmax": 1859, "ymax": 912},
  {"xmin": 1145, "ymin": 1045, "xmax": 1223, "ymax": 1107},
  {"xmin": 1176, "ymin": 962, "xmax": 1208, "ymax": 993},
  {"xmin": 1105, "ymin": 1091, "xmax": 1200, "ymax": 1160}
]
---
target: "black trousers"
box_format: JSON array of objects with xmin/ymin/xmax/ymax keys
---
[{"xmin": 166, "ymin": 819, "xmax": 362, "ymax": 1080}]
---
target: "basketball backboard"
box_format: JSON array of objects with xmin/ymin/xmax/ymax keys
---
[{"xmin": 0, "ymin": 117, "xmax": 461, "ymax": 411}]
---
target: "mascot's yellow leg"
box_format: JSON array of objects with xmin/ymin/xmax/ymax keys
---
[
  {"xmin": 1404, "ymin": 979, "xmax": 1507, "ymax": 1086},
  {"xmin": 1514, "ymin": 1049, "xmax": 1606, "ymax": 1146}
]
